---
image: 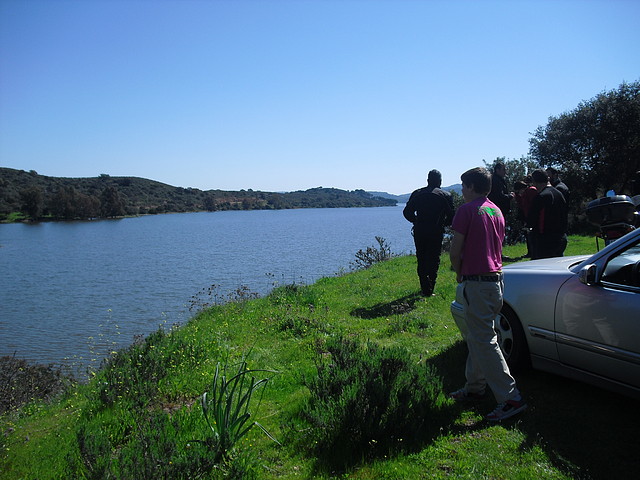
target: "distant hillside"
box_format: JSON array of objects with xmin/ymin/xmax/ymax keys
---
[
  {"xmin": 442, "ymin": 184, "xmax": 463, "ymax": 195},
  {"xmin": 368, "ymin": 184, "xmax": 462, "ymax": 204},
  {"xmin": 0, "ymin": 168, "xmax": 396, "ymax": 222}
]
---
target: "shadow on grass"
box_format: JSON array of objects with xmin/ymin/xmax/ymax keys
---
[
  {"xmin": 350, "ymin": 292, "xmax": 424, "ymax": 319},
  {"xmin": 427, "ymin": 341, "xmax": 640, "ymax": 480},
  {"xmin": 515, "ymin": 368, "xmax": 640, "ymax": 480}
]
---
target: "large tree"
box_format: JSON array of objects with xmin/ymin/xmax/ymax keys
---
[
  {"xmin": 100, "ymin": 185, "xmax": 126, "ymax": 218},
  {"xmin": 529, "ymin": 81, "xmax": 640, "ymax": 204},
  {"xmin": 19, "ymin": 186, "xmax": 44, "ymax": 220}
]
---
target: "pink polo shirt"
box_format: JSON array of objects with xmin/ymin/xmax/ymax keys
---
[{"xmin": 451, "ymin": 197, "xmax": 505, "ymax": 276}]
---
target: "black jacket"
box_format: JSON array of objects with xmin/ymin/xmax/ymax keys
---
[
  {"xmin": 527, "ymin": 186, "xmax": 568, "ymax": 234},
  {"xmin": 403, "ymin": 186, "xmax": 454, "ymax": 234},
  {"xmin": 489, "ymin": 174, "xmax": 512, "ymax": 215}
]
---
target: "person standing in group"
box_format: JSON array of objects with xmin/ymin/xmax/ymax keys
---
[
  {"xmin": 528, "ymin": 169, "xmax": 568, "ymax": 259},
  {"xmin": 403, "ymin": 169, "xmax": 455, "ymax": 297},
  {"xmin": 545, "ymin": 167, "xmax": 570, "ymax": 203},
  {"xmin": 488, "ymin": 162, "xmax": 514, "ymax": 217},
  {"xmin": 514, "ymin": 179, "xmax": 537, "ymax": 257},
  {"xmin": 449, "ymin": 167, "xmax": 527, "ymax": 421}
]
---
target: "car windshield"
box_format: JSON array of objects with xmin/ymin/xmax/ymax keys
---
[
  {"xmin": 601, "ymin": 242, "xmax": 640, "ymax": 286},
  {"xmin": 570, "ymin": 229, "xmax": 640, "ymax": 273}
]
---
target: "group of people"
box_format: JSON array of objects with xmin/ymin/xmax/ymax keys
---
[
  {"xmin": 402, "ymin": 164, "xmax": 570, "ymax": 422},
  {"xmin": 490, "ymin": 163, "xmax": 570, "ymax": 260},
  {"xmin": 512, "ymin": 166, "xmax": 569, "ymax": 259}
]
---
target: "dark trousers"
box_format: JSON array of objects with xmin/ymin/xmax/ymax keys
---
[
  {"xmin": 531, "ymin": 232, "xmax": 567, "ymax": 260},
  {"xmin": 413, "ymin": 230, "xmax": 444, "ymax": 295}
]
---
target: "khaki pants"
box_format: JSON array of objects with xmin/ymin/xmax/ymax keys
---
[{"xmin": 454, "ymin": 279, "xmax": 520, "ymax": 403}]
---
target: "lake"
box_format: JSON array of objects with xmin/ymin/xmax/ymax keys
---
[{"xmin": 0, "ymin": 206, "xmax": 415, "ymax": 376}]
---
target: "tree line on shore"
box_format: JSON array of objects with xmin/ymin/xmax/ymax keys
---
[
  {"xmin": 3, "ymin": 80, "xmax": 638, "ymax": 225},
  {"xmin": 0, "ymin": 169, "xmax": 396, "ymax": 222}
]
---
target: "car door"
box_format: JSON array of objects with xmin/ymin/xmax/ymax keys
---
[{"xmin": 554, "ymin": 240, "xmax": 640, "ymax": 389}]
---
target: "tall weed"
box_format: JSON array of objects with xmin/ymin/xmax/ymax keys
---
[{"xmin": 195, "ymin": 354, "xmax": 279, "ymax": 462}]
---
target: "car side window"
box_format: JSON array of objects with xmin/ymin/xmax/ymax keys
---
[{"xmin": 601, "ymin": 241, "xmax": 640, "ymax": 288}]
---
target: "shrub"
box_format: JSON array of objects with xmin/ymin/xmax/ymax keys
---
[
  {"xmin": 0, "ymin": 355, "xmax": 74, "ymax": 414},
  {"xmin": 300, "ymin": 337, "xmax": 447, "ymax": 470},
  {"xmin": 350, "ymin": 236, "xmax": 394, "ymax": 270}
]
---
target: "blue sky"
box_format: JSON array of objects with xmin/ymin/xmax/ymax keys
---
[{"xmin": 1, "ymin": 0, "xmax": 638, "ymax": 195}]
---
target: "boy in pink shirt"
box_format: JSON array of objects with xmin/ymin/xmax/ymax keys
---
[{"xmin": 449, "ymin": 167, "xmax": 526, "ymax": 421}]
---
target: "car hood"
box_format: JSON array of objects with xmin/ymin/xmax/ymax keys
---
[{"xmin": 503, "ymin": 255, "xmax": 591, "ymax": 274}]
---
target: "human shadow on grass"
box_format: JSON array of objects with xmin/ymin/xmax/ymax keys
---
[
  {"xmin": 428, "ymin": 340, "xmax": 640, "ymax": 480},
  {"xmin": 350, "ymin": 292, "xmax": 424, "ymax": 319}
]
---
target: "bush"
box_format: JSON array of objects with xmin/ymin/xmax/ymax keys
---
[
  {"xmin": 0, "ymin": 356, "xmax": 73, "ymax": 414},
  {"xmin": 350, "ymin": 236, "xmax": 393, "ymax": 270},
  {"xmin": 300, "ymin": 337, "xmax": 447, "ymax": 470}
]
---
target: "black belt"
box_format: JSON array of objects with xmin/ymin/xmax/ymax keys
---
[{"xmin": 462, "ymin": 273, "xmax": 503, "ymax": 282}]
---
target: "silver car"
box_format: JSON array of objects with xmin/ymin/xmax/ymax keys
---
[{"xmin": 450, "ymin": 228, "xmax": 640, "ymax": 399}]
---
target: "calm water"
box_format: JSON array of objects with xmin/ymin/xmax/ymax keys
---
[{"xmin": 0, "ymin": 206, "xmax": 414, "ymax": 375}]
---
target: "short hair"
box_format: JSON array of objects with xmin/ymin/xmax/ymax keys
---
[
  {"xmin": 461, "ymin": 167, "xmax": 491, "ymax": 195},
  {"xmin": 546, "ymin": 167, "xmax": 558, "ymax": 175},
  {"xmin": 427, "ymin": 169, "xmax": 442, "ymax": 186},
  {"xmin": 531, "ymin": 169, "xmax": 549, "ymax": 184},
  {"xmin": 494, "ymin": 162, "xmax": 505, "ymax": 173}
]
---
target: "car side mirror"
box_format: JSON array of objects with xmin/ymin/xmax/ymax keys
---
[{"xmin": 579, "ymin": 264, "xmax": 597, "ymax": 285}]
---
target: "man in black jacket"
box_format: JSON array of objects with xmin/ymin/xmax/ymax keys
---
[
  {"xmin": 527, "ymin": 169, "xmax": 568, "ymax": 259},
  {"xmin": 488, "ymin": 162, "xmax": 514, "ymax": 216},
  {"xmin": 546, "ymin": 167, "xmax": 570, "ymax": 203},
  {"xmin": 403, "ymin": 170, "xmax": 455, "ymax": 296}
]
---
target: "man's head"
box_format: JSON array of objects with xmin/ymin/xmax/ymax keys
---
[
  {"xmin": 531, "ymin": 169, "xmax": 550, "ymax": 189},
  {"xmin": 546, "ymin": 167, "xmax": 559, "ymax": 182},
  {"xmin": 461, "ymin": 167, "xmax": 492, "ymax": 201},
  {"xmin": 427, "ymin": 169, "xmax": 442, "ymax": 187},
  {"xmin": 514, "ymin": 180, "xmax": 528, "ymax": 194},
  {"xmin": 494, "ymin": 162, "xmax": 506, "ymax": 177}
]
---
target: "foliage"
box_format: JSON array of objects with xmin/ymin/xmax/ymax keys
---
[
  {"xmin": 196, "ymin": 355, "xmax": 279, "ymax": 463},
  {"xmin": 87, "ymin": 327, "xmax": 207, "ymax": 409},
  {"xmin": 480, "ymin": 82, "xmax": 640, "ymax": 237},
  {"xmin": 300, "ymin": 336, "xmax": 447, "ymax": 471},
  {"xmin": 73, "ymin": 326, "xmax": 222, "ymax": 479},
  {"xmin": 18, "ymin": 186, "xmax": 43, "ymax": 220},
  {"xmin": 0, "ymin": 168, "xmax": 396, "ymax": 221},
  {"xmin": 0, "ymin": 356, "xmax": 74, "ymax": 415},
  {"xmin": 100, "ymin": 185, "xmax": 126, "ymax": 217},
  {"xmin": 75, "ymin": 405, "xmax": 224, "ymax": 479},
  {"xmin": 188, "ymin": 284, "xmax": 259, "ymax": 313},
  {"xmin": 529, "ymin": 80, "xmax": 640, "ymax": 206},
  {"xmin": 350, "ymin": 235, "xmax": 394, "ymax": 270}
]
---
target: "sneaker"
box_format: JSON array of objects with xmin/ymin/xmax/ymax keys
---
[
  {"xmin": 449, "ymin": 388, "xmax": 486, "ymax": 401},
  {"xmin": 486, "ymin": 399, "xmax": 527, "ymax": 421}
]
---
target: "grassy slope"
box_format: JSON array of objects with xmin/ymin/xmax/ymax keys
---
[{"xmin": 2, "ymin": 236, "xmax": 639, "ymax": 479}]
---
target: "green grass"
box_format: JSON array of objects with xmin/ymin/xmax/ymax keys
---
[{"xmin": 1, "ymin": 235, "xmax": 638, "ymax": 479}]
